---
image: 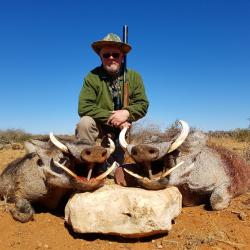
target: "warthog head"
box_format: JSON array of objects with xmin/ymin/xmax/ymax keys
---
[
  {"xmin": 115, "ymin": 120, "xmax": 190, "ymax": 190},
  {"xmin": 0, "ymin": 133, "xmax": 117, "ymax": 222},
  {"xmin": 115, "ymin": 121, "xmax": 250, "ymax": 210},
  {"xmin": 25, "ymin": 133, "xmax": 116, "ymax": 191}
]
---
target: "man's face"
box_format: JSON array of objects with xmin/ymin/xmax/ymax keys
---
[{"xmin": 100, "ymin": 46, "xmax": 124, "ymax": 74}]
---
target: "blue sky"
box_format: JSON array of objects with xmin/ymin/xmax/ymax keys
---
[{"xmin": 0, "ymin": 0, "xmax": 249, "ymax": 134}]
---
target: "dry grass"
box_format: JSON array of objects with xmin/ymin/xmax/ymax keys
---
[
  {"xmin": 209, "ymin": 128, "xmax": 250, "ymax": 142},
  {"xmin": 208, "ymin": 137, "xmax": 250, "ymax": 163},
  {"xmin": 208, "ymin": 137, "xmax": 247, "ymax": 153},
  {"xmin": 208, "ymin": 129, "xmax": 250, "ymax": 163},
  {"xmin": 0, "ymin": 129, "xmax": 32, "ymax": 144}
]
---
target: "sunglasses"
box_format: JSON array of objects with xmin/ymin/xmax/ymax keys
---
[{"xmin": 101, "ymin": 52, "xmax": 121, "ymax": 59}]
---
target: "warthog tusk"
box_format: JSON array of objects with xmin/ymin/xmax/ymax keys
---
[
  {"xmin": 49, "ymin": 132, "xmax": 69, "ymax": 153},
  {"xmin": 154, "ymin": 161, "xmax": 185, "ymax": 180},
  {"xmin": 107, "ymin": 138, "xmax": 115, "ymax": 156},
  {"xmin": 95, "ymin": 161, "xmax": 118, "ymax": 180},
  {"xmin": 119, "ymin": 127, "xmax": 129, "ymax": 149},
  {"xmin": 54, "ymin": 161, "xmax": 117, "ymax": 182},
  {"xmin": 87, "ymin": 168, "xmax": 93, "ymax": 181},
  {"xmin": 123, "ymin": 161, "xmax": 186, "ymax": 182},
  {"xmin": 124, "ymin": 168, "xmax": 144, "ymax": 179},
  {"xmin": 167, "ymin": 120, "xmax": 190, "ymax": 153},
  {"xmin": 53, "ymin": 160, "xmax": 78, "ymax": 179}
]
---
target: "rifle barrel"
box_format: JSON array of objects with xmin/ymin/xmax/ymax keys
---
[
  {"xmin": 123, "ymin": 25, "xmax": 128, "ymax": 74},
  {"xmin": 122, "ymin": 25, "xmax": 129, "ymax": 107}
]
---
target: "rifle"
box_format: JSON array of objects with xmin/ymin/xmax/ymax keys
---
[
  {"xmin": 122, "ymin": 25, "xmax": 131, "ymax": 142},
  {"xmin": 123, "ymin": 25, "xmax": 129, "ymax": 107}
]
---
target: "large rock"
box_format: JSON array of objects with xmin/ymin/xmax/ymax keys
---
[{"xmin": 65, "ymin": 185, "xmax": 182, "ymax": 238}]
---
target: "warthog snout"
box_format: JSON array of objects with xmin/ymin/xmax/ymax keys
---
[
  {"xmin": 81, "ymin": 146, "xmax": 108, "ymax": 164},
  {"xmin": 131, "ymin": 145, "xmax": 159, "ymax": 163}
]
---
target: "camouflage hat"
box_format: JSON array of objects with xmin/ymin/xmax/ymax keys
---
[{"xmin": 91, "ymin": 33, "xmax": 132, "ymax": 55}]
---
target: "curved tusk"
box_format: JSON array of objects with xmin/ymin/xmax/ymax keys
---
[
  {"xmin": 106, "ymin": 138, "xmax": 115, "ymax": 157},
  {"xmin": 124, "ymin": 168, "xmax": 144, "ymax": 179},
  {"xmin": 49, "ymin": 132, "xmax": 69, "ymax": 153},
  {"xmin": 95, "ymin": 161, "xmax": 118, "ymax": 180},
  {"xmin": 153, "ymin": 161, "xmax": 185, "ymax": 181},
  {"xmin": 119, "ymin": 127, "xmax": 129, "ymax": 149},
  {"xmin": 167, "ymin": 120, "xmax": 190, "ymax": 153},
  {"xmin": 161, "ymin": 161, "xmax": 185, "ymax": 178},
  {"xmin": 53, "ymin": 160, "xmax": 78, "ymax": 178}
]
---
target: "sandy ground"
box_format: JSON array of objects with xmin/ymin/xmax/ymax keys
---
[{"xmin": 0, "ymin": 144, "xmax": 250, "ymax": 250}]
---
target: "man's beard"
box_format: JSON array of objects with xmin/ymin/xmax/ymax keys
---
[{"xmin": 103, "ymin": 63, "xmax": 121, "ymax": 75}]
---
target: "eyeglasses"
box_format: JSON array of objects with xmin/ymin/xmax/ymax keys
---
[{"xmin": 101, "ymin": 52, "xmax": 121, "ymax": 59}]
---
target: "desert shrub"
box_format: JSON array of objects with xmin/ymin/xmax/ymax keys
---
[
  {"xmin": 31, "ymin": 134, "xmax": 75, "ymax": 142},
  {"xmin": 130, "ymin": 121, "xmax": 198, "ymax": 145},
  {"xmin": 209, "ymin": 129, "xmax": 250, "ymax": 143},
  {"xmin": 130, "ymin": 123, "xmax": 164, "ymax": 144},
  {"xmin": 0, "ymin": 129, "xmax": 32, "ymax": 144},
  {"xmin": 231, "ymin": 129, "xmax": 250, "ymax": 142}
]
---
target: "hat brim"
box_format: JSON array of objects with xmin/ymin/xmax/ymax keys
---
[{"xmin": 92, "ymin": 41, "xmax": 132, "ymax": 55}]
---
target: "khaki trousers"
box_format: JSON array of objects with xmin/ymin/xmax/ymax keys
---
[{"xmin": 75, "ymin": 116, "xmax": 124, "ymax": 164}]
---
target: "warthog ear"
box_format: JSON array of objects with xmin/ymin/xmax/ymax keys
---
[
  {"xmin": 24, "ymin": 142, "xmax": 37, "ymax": 154},
  {"xmin": 64, "ymin": 142, "xmax": 88, "ymax": 160},
  {"xmin": 25, "ymin": 140, "xmax": 51, "ymax": 153},
  {"xmin": 25, "ymin": 140, "xmax": 64, "ymax": 167}
]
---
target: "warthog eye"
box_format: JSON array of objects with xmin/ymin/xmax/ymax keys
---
[
  {"xmin": 149, "ymin": 149, "xmax": 157, "ymax": 154},
  {"xmin": 37, "ymin": 159, "xmax": 43, "ymax": 166},
  {"xmin": 131, "ymin": 148, "xmax": 137, "ymax": 156},
  {"xmin": 85, "ymin": 150, "xmax": 91, "ymax": 156}
]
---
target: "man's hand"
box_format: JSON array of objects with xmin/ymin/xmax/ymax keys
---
[
  {"xmin": 119, "ymin": 121, "xmax": 131, "ymax": 129},
  {"xmin": 107, "ymin": 110, "xmax": 130, "ymax": 127}
]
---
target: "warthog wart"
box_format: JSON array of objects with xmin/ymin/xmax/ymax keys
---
[
  {"xmin": 0, "ymin": 133, "xmax": 116, "ymax": 222},
  {"xmin": 116, "ymin": 120, "xmax": 250, "ymax": 210}
]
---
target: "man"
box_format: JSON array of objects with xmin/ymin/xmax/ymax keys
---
[{"xmin": 76, "ymin": 33, "xmax": 149, "ymax": 165}]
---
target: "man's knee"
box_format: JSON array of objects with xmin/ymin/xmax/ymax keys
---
[
  {"xmin": 75, "ymin": 116, "xmax": 98, "ymax": 141},
  {"xmin": 77, "ymin": 116, "xmax": 96, "ymax": 130}
]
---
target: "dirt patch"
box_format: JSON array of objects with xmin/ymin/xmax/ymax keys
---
[{"xmin": 1, "ymin": 147, "xmax": 250, "ymax": 250}]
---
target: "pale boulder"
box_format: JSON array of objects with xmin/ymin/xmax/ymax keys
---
[{"xmin": 65, "ymin": 185, "xmax": 182, "ymax": 238}]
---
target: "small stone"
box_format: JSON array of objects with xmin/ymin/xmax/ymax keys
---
[
  {"xmin": 156, "ymin": 240, "xmax": 163, "ymax": 249},
  {"xmin": 156, "ymin": 244, "xmax": 163, "ymax": 249},
  {"xmin": 238, "ymin": 212, "xmax": 247, "ymax": 221}
]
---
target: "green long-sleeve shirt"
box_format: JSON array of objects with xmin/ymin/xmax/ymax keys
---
[{"xmin": 78, "ymin": 66, "xmax": 149, "ymax": 124}]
